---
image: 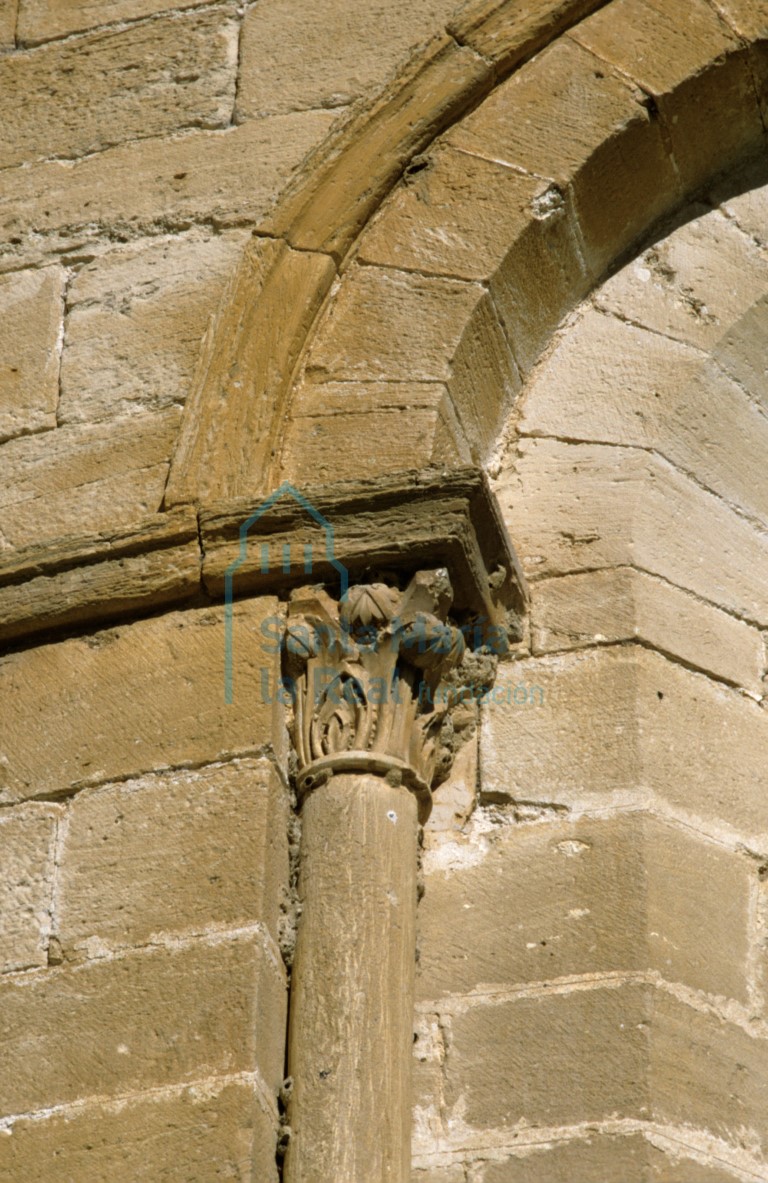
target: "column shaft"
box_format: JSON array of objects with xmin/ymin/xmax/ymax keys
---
[{"xmin": 284, "ymin": 773, "xmax": 418, "ymax": 1183}]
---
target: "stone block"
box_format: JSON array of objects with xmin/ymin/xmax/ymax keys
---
[
  {"xmin": 56, "ymin": 757, "xmax": 289, "ymax": 958},
  {"xmin": 0, "ymin": 1080, "xmax": 279, "ymax": 1183},
  {"xmin": 236, "ymin": 0, "xmax": 461, "ymax": 118},
  {"xmin": 519, "ymin": 306, "xmax": 768, "ymax": 524},
  {"xmin": 446, "ymin": 36, "xmax": 678, "ymax": 275},
  {"xmin": 0, "ymin": 1, "xmax": 16, "ymax": 48},
  {"xmin": 595, "ymin": 206, "xmax": 768, "ymax": 351},
  {"xmin": 0, "ymin": 596, "xmax": 285, "ymax": 805},
  {"xmin": 572, "ymin": 0, "xmax": 765, "ymax": 191},
  {"xmin": 0, "ymin": 8, "xmax": 238, "ymax": 169},
  {"xmin": 0, "ymin": 933, "xmax": 287, "ymax": 1116},
  {"xmin": 530, "ymin": 567, "xmax": 764, "ymax": 693},
  {"xmin": 652, "ymin": 992, "xmax": 768, "ymax": 1153},
  {"xmin": 500, "ymin": 437, "xmax": 768, "ymax": 622},
  {"xmin": 358, "ymin": 144, "xmax": 589, "ymax": 373},
  {"xmin": 638, "ymin": 651, "xmax": 768, "ymax": 843},
  {"xmin": 0, "ymin": 805, "xmax": 58, "ymax": 972},
  {"xmin": 712, "ymin": 295, "xmax": 768, "ymax": 409},
  {"xmin": 480, "ymin": 648, "xmax": 640, "ymax": 806},
  {"xmin": 0, "ymin": 266, "xmax": 63, "ymax": 443},
  {"xmin": 644, "ymin": 817, "xmax": 752, "ymax": 1002},
  {"xmin": 417, "ymin": 815, "xmax": 646, "ymax": 1000},
  {"xmin": 412, "ymin": 1169, "xmax": 465, "ymax": 1183},
  {"xmin": 714, "ymin": 0, "xmax": 768, "ymax": 38},
  {"xmin": 282, "ymin": 380, "xmax": 470, "ymax": 485},
  {"xmin": 59, "ymin": 231, "xmax": 249, "ymax": 425},
  {"xmin": 0, "ymin": 114, "xmax": 336, "ymax": 272},
  {"xmin": 443, "ymin": 983, "xmax": 651, "ymax": 1129},
  {"xmin": 0, "ymin": 408, "xmax": 180, "ymax": 549},
  {"xmin": 17, "ymin": 0, "xmax": 219, "ymax": 44},
  {"xmin": 480, "ymin": 1134, "xmax": 648, "ymax": 1182},
  {"xmin": 304, "ymin": 263, "xmax": 489, "ymax": 385}
]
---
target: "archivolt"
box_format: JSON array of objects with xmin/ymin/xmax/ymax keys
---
[{"xmin": 165, "ymin": 0, "xmax": 768, "ymax": 507}]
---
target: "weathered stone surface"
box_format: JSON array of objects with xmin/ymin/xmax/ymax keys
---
[
  {"xmin": 0, "ymin": 508, "xmax": 201, "ymax": 645},
  {"xmin": 0, "ymin": 0, "xmax": 16, "ymax": 48},
  {"xmin": 653, "ymin": 992, "xmax": 768, "ymax": 1153},
  {"xmin": 166, "ymin": 237, "xmax": 336, "ymax": 506},
  {"xmin": 712, "ymin": 295, "xmax": 768, "ymax": 409},
  {"xmin": 595, "ymin": 206, "xmax": 768, "ymax": 351},
  {"xmin": 267, "ymin": 35, "xmax": 491, "ymax": 259},
  {"xmin": 482, "ymin": 647, "xmax": 768, "ymax": 843},
  {"xmin": 0, "ymin": 266, "xmax": 63, "ymax": 443},
  {"xmin": 572, "ymin": 0, "xmax": 765, "ymax": 191},
  {"xmin": 0, "ymin": 934, "xmax": 287, "ymax": 1115},
  {"xmin": 411, "ymin": 1168, "xmax": 465, "ymax": 1183},
  {"xmin": 0, "ymin": 1080, "xmax": 279, "ymax": 1183},
  {"xmin": 639, "ymin": 651, "xmax": 768, "ymax": 842},
  {"xmin": 520, "ymin": 307, "xmax": 768, "ymax": 524},
  {"xmin": 0, "ymin": 806, "xmax": 58, "ymax": 973},
  {"xmin": 0, "ymin": 596, "xmax": 284, "ymax": 805},
  {"xmin": 358, "ymin": 144, "xmax": 589, "ymax": 373},
  {"xmin": 443, "ymin": 984, "xmax": 651, "ymax": 1128},
  {"xmin": 446, "ymin": 36, "xmax": 678, "ymax": 275},
  {"xmin": 0, "ymin": 8, "xmax": 238, "ymax": 169},
  {"xmin": 237, "ymin": 0, "xmax": 460, "ymax": 117},
  {"xmin": 0, "ymin": 408, "xmax": 179, "ymax": 549},
  {"xmin": 17, "ymin": 0, "xmax": 219, "ymax": 44},
  {"xmin": 448, "ymin": 0, "xmax": 605, "ymax": 71},
  {"xmin": 714, "ymin": 0, "xmax": 768, "ymax": 39},
  {"xmin": 530, "ymin": 567, "xmax": 764, "ymax": 693},
  {"xmin": 647, "ymin": 1145, "xmax": 749, "ymax": 1183},
  {"xmin": 500, "ymin": 438, "xmax": 768, "ymax": 622},
  {"xmin": 418, "ymin": 815, "xmax": 646, "ymax": 998},
  {"xmin": 717, "ymin": 174, "xmax": 768, "ymax": 250},
  {"xmin": 0, "ymin": 114, "xmax": 336, "ymax": 272},
  {"xmin": 304, "ymin": 264, "xmax": 487, "ymax": 384},
  {"xmin": 282, "ymin": 381, "xmax": 470, "ymax": 484},
  {"xmin": 60, "ymin": 230, "xmax": 249, "ymax": 424},
  {"xmin": 57, "ymin": 757, "xmax": 289, "ymax": 958},
  {"xmin": 479, "ymin": 1134, "xmax": 648, "ymax": 1183},
  {"xmin": 645, "ymin": 819, "xmax": 752, "ymax": 1003}
]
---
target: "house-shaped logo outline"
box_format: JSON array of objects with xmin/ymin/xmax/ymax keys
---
[{"xmin": 224, "ymin": 482, "xmax": 349, "ymax": 703}]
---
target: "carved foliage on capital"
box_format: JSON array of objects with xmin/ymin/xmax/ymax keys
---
[{"xmin": 283, "ymin": 571, "xmax": 475, "ymax": 821}]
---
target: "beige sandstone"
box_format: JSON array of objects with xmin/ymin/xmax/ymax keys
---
[
  {"xmin": 448, "ymin": 0, "xmax": 605, "ymax": 70},
  {"xmin": 0, "ymin": 408, "xmax": 179, "ymax": 548},
  {"xmin": 519, "ymin": 308, "xmax": 768, "ymax": 524},
  {"xmin": 0, "ymin": 114, "xmax": 336, "ymax": 273},
  {"xmin": 418, "ymin": 815, "xmax": 647, "ymax": 999},
  {"xmin": 572, "ymin": 0, "xmax": 764, "ymax": 192},
  {"xmin": 17, "ymin": 0, "xmax": 222, "ymax": 44},
  {"xmin": 653, "ymin": 992, "xmax": 768, "ymax": 1152},
  {"xmin": 0, "ymin": 266, "xmax": 63, "ymax": 443},
  {"xmin": 281, "ymin": 381, "xmax": 470, "ymax": 484},
  {"xmin": 446, "ymin": 36, "xmax": 677, "ymax": 276},
  {"xmin": 0, "ymin": 506, "xmax": 200, "ymax": 643},
  {"xmin": 360, "ymin": 144, "xmax": 589, "ymax": 374},
  {"xmin": 594, "ymin": 206, "xmax": 768, "ymax": 351},
  {"xmin": 0, "ymin": 1080, "xmax": 279, "ymax": 1183},
  {"xmin": 713, "ymin": 296, "xmax": 768, "ymax": 408},
  {"xmin": 419, "ymin": 812, "xmax": 752, "ymax": 1003},
  {"xmin": 0, "ymin": 934, "xmax": 286, "ymax": 1116},
  {"xmin": 0, "ymin": 596, "xmax": 284, "ymax": 804},
  {"xmin": 59, "ymin": 230, "xmax": 249, "ymax": 425},
  {"xmin": 482, "ymin": 647, "xmax": 768, "ymax": 842},
  {"xmin": 237, "ymin": 0, "xmax": 461, "ymax": 118},
  {"xmin": 478, "ymin": 1136, "xmax": 744, "ymax": 1182},
  {"xmin": 0, "ymin": 805, "xmax": 58, "ymax": 973},
  {"xmin": 0, "ymin": 8, "xmax": 238, "ymax": 169},
  {"xmin": 166, "ymin": 237, "xmax": 336, "ymax": 505},
  {"xmin": 0, "ymin": 1, "xmax": 16, "ymax": 47},
  {"xmin": 56, "ymin": 757, "xmax": 289, "ymax": 958},
  {"xmin": 443, "ymin": 983, "xmax": 651, "ymax": 1129},
  {"xmin": 501, "ymin": 438, "xmax": 768, "ymax": 622},
  {"xmin": 530, "ymin": 567, "xmax": 765, "ymax": 693},
  {"xmin": 268, "ymin": 35, "xmax": 491, "ymax": 258},
  {"xmin": 714, "ymin": 0, "xmax": 768, "ymax": 39}
]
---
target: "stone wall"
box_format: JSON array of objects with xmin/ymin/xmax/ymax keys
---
[{"xmin": 3, "ymin": 0, "xmax": 768, "ymax": 1180}]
